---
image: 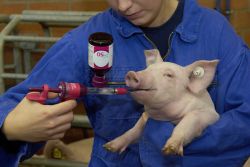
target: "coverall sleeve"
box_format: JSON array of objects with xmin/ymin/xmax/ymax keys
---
[
  {"xmin": 0, "ymin": 32, "xmax": 85, "ymax": 163},
  {"xmin": 185, "ymin": 19, "xmax": 250, "ymax": 155}
]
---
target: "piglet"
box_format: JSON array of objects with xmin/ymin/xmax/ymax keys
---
[{"xmin": 103, "ymin": 49, "xmax": 219, "ymax": 156}]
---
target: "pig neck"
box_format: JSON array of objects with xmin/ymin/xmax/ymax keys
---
[{"xmin": 144, "ymin": 92, "xmax": 200, "ymax": 123}]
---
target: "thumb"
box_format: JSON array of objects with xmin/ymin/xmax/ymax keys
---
[
  {"xmin": 26, "ymin": 91, "xmax": 58, "ymax": 98},
  {"xmin": 49, "ymin": 100, "xmax": 77, "ymax": 116},
  {"xmin": 47, "ymin": 92, "xmax": 59, "ymax": 99},
  {"xmin": 26, "ymin": 92, "xmax": 59, "ymax": 103}
]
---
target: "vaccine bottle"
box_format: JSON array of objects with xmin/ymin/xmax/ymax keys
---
[{"xmin": 88, "ymin": 32, "xmax": 113, "ymax": 87}]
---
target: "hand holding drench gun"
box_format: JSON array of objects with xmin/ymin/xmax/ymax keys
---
[
  {"xmin": 3, "ymin": 32, "xmax": 133, "ymax": 142},
  {"xmin": 27, "ymin": 81, "xmax": 155, "ymax": 104},
  {"xmin": 27, "ymin": 82, "xmax": 129, "ymax": 104}
]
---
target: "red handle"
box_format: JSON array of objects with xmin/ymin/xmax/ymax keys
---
[{"xmin": 26, "ymin": 84, "xmax": 49, "ymax": 104}]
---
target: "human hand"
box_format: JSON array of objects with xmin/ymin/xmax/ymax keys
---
[{"xmin": 2, "ymin": 93, "xmax": 77, "ymax": 142}]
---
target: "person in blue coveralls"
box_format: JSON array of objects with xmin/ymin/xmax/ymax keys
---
[{"xmin": 1, "ymin": 0, "xmax": 250, "ymax": 166}]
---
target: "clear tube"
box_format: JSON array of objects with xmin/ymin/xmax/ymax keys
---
[{"xmin": 87, "ymin": 87, "xmax": 120, "ymax": 95}]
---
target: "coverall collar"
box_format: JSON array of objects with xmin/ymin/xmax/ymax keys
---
[{"xmin": 110, "ymin": 0, "xmax": 201, "ymax": 43}]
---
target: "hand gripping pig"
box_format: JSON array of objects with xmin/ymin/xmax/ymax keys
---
[{"xmin": 103, "ymin": 49, "xmax": 220, "ymax": 156}]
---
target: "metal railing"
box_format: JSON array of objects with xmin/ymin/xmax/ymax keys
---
[
  {"xmin": 0, "ymin": 10, "xmax": 97, "ymax": 167},
  {"xmin": 72, "ymin": 115, "xmax": 91, "ymax": 128},
  {"xmin": 0, "ymin": 14, "xmax": 9, "ymax": 24},
  {"xmin": 0, "ymin": 10, "xmax": 98, "ymax": 93}
]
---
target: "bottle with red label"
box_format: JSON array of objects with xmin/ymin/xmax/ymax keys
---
[{"xmin": 88, "ymin": 32, "xmax": 113, "ymax": 87}]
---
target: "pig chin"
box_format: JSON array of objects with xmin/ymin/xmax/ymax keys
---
[
  {"xmin": 130, "ymin": 88, "xmax": 155, "ymax": 104},
  {"xmin": 131, "ymin": 93, "xmax": 151, "ymax": 105}
]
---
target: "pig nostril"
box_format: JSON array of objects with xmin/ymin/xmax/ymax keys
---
[
  {"xmin": 126, "ymin": 75, "xmax": 139, "ymax": 83},
  {"xmin": 133, "ymin": 77, "xmax": 139, "ymax": 83},
  {"xmin": 126, "ymin": 71, "xmax": 140, "ymax": 87}
]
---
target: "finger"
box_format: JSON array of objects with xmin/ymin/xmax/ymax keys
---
[
  {"xmin": 48, "ymin": 123, "xmax": 71, "ymax": 135},
  {"xmin": 50, "ymin": 111, "xmax": 74, "ymax": 127},
  {"xmin": 50, "ymin": 133, "xmax": 66, "ymax": 140},
  {"xmin": 48, "ymin": 100, "xmax": 77, "ymax": 116},
  {"xmin": 25, "ymin": 92, "xmax": 58, "ymax": 102},
  {"xmin": 48, "ymin": 92, "xmax": 59, "ymax": 99}
]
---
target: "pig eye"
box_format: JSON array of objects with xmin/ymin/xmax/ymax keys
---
[{"xmin": 163, "ymin": 73, "xmax": 173, "ymax": 78}]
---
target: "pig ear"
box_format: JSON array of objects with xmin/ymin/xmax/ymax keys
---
[
  {"xmin": 144, "ymin": 49, "xmax": 163, "ymax": 67},
  {"xmin": 185, "ymin": 60, "xmax": 219, "ymax": 94}
]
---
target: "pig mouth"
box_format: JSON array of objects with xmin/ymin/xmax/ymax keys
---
[{"xmin": 128, "ymin": 87, "xmax": 157, "ymax": 92}]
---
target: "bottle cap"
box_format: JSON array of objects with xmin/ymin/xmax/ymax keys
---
[{"xmin": 92, "ymin": 75, "xmax": 107, "ymax": 88}]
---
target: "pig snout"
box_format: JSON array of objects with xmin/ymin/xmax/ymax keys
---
[{"xmin": 125, "ymin": 71, "xmax": 140, "ymax": 89}]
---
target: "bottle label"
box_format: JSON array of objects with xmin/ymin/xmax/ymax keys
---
[{"xmin": 88, "ymin": 43, "xmax": 113, "ymax": 69}]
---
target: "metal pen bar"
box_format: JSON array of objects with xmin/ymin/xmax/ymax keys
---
[
  {"xmin": 0, "ymin": 11, "xmax": 97, "ymax": 93},
  {"xmin": 215, "ymin": 0, "xmax": 221, "ymax": 12},
  {"xmin": 10, "ymin": 14, "xmax": 92, "ymax": 23},
  {"xmin": 13, "ymin": 46, "xmax": 23, "ymax": 83},
  {"xmin": 73, "ymin": 115, "xmax": 91, "ymax": 128},
  {"xmin": 20, "ymin": 157, "xmax": 88, "ymax": 167},
  {"xmin": 0, "ymin": 16, "xmax": 22, "ymax": 93},
  {"xmin": 3, "ymin": 64, "xmax": 15, "ymax": 69},
  {"xmin": 225, "ymin": 0, "xmax": 231, "ymax": 20},
  {"xmin": 1, "ymin": 72, "xmax": 28, "ymax": 79},
  {"xmin": 4, "ymin": 35, "xmax": 59, "ymax": 43},
  {"xmin": 1, "ymin": 16, "xmax": 21, "ymax": 35},
  {"xmin": 40, "ymin": 22, "xmax": 84, "ymax": 27},
  {"xmin": 22, "ymin": 10, "xmax": 99, "ymax": 17},
  {"xmin": 0, "ymin": 14, "xmax": 10, "ymax": 23},
  {"xmin": 0, "ymin": 35, "xmax": 5, "ymax": 94}
]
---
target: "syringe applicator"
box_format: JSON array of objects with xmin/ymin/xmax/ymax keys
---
[{"xmin": 27, "ymin": 82, "xmax": 128, "ymax": 104}]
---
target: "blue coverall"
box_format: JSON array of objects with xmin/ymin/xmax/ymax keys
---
[{"xmin": 0, "ymin": 0, "xmax": 250, "ymax": 166}]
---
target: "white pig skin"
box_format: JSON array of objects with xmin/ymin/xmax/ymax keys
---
[{"xmin": 103, "ymin": 49, "xmax": 220, "ymax": 156}]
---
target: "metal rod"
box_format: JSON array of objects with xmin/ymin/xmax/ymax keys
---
[
  {"xmin": 0, "ymin": 11, "xmax": 98, "ymax": 93},
  {"xmin": 0, "ymin": 14, "xmax": 9, "ymax": 23},
  {"xmin": 10, "ymin": 14, "xmax": 92, "ymax": 23},
  {"xmin": 13, "ymin": 47, "xmax": 23, "ymax": 83},
  {"xmin": 225, "ymin": 0, "xmax": 231, "ymax": 20},
  {"xmin": 22, "ymin": 10, "xmax": 98, "ymax": 17},
  {"xmin": 3, "ymin": 64, "xmax": 15, "ymax": 69},
  {"xmin": 0, "ymin": 38, "xmax": 4, "ymax": 93},
  {"xmin": 73, "ymin": 115, "xmax": 91, "ymax": 128},
  {"xmin": 20, "ymin": 157, "xmax": 88, "ymax": 167},
  {"xmin": 40, "ymin": 23, "xmax": 54, "ymax": 49},
  {"xmin": 39, "ymin": 22, "xmax": 83, "ymax": 27},
  {"xmin": 1, "ymin": 72, "xmax": 28, "ymax": 79},
  {"xmin": 1, "ymin": 16, "xmax": 21, "ymax": 35},
  {"xmin": 13, "ymin": 47, "xmax": 22, "ymax": 73},
  {"xmin": 215, "ymin": 0, "xmax": 221, "ymax": 12},
  {"xmin": 0, "ymin": 16, "xmax": 21, "ymax": 93},
  {"xmin": 23, "ymin": 50, "xmax": 32, "ymax": 73},
  {"xmin": 4, "ymin": 35, "xmax": 59, "ymax": 43},
  {"xmin": 0, "ymin": 40, "xmax": 5, "ymax": 94}
]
